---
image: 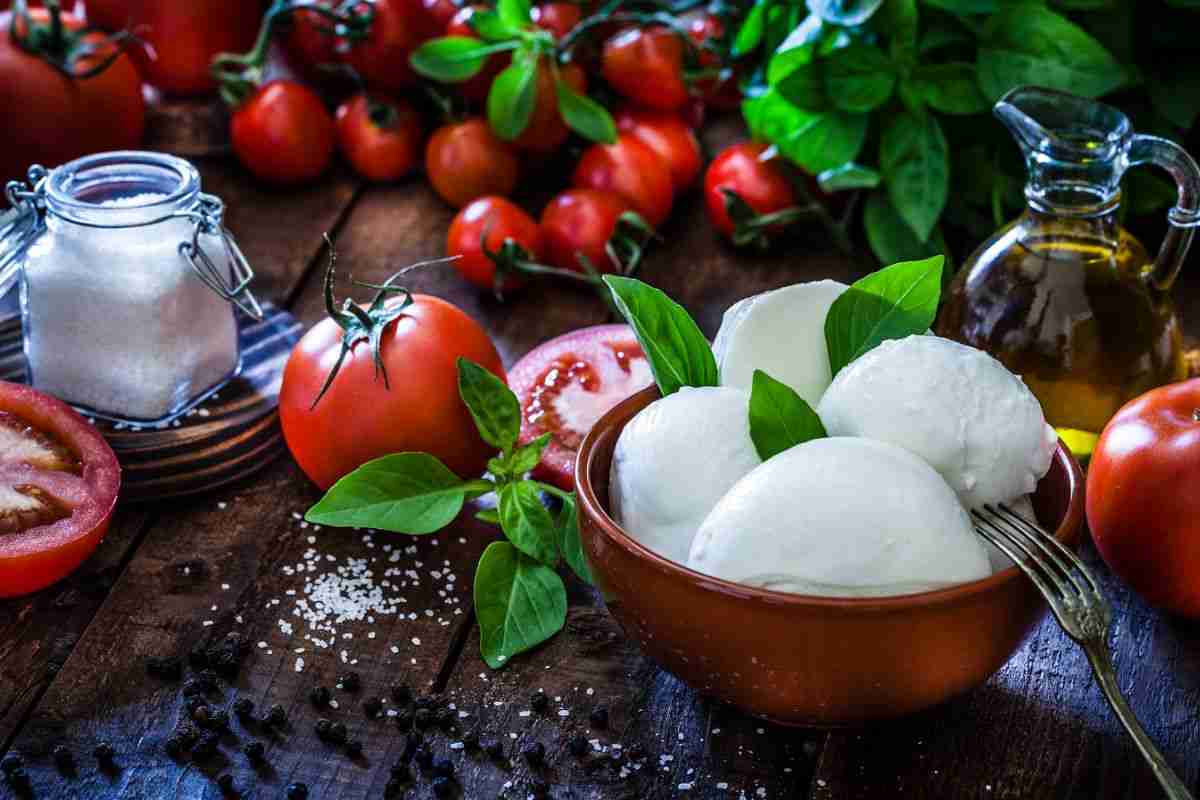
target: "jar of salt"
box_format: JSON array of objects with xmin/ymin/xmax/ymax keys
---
[{"xmin": 0, "ymin": 151, "xmax": 261, "ymax": 424}]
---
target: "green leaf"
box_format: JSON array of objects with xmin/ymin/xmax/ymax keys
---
[
  {"xmin": 603, "ymin": 276, "xmax": 718, "ymax": 396},
  {"xmin": 919, "ymin": 20, "xmax": 972, "ymax": 54},
  {"xmin": 824, "ymin": 255, "xmax": 944, "ymax": 376},
  {"xmin": 976, "ymin": 4, "xmax": 1130, "ymax": 101},
  {"xmin": 906, "ymin": 63, "xmax": 988, "ymax": 114},
  {"xmin": 806, "ymin": 0, "xmax": 884, "ymax": 26},
  {"xmin": 1123, "ymin": 171, "xmax": 1179, "ymax": 217},
  {"xmin": 879, "ymin": 0, "xmax": 918, "ymax": 62},
  {"xmin": 556, "ymin": 494, "xmax": 593, "ymax": 586},
  {"xmin": 880, "ymin": 110, "xmax": 949, "ymax": 242},
  {"xmin": 506, "ymin": 433, "xmax": 551, "ymax": 477},
  {"xmin": 306, "ymin": 453, "xmax": 490, "ymax": 534},
  {"xmin": 1148, "ymin": 69, "xmax": 1200, "ymax": 130},
  {"xmin": 476, "ymin": 507, "xmax": 501, "ymax": 525},
  {"xmin": 817, "ymin": 163, "xmax": 881, "ymax": 192},
  {"xmin": 748, "ymin": 370, "xmax": 826, "ymax": 461},
  {"xmin": 468, "ymin": 9, "xmax": 517, "ymax": 41},
  {"xmin": 921, "ymin": 0, "xmax": 996, "ymax": 12},
  {"xmin": 458, "ymin": 358, "xmax": 521, "ymax": 453},
  {"xmin": 555, "ymin": 79, "xmax": 617, "ymax": 144},
  {"xmin": 778, "ymin": 109, "xmax": 869, "ymax": 174},
  {"xmin": 823, "ymin": 44, "xmax": 895, "ymax": 113},
  {"xmin": 409, "ymin": 36, "xmax": 493, "ymax": 83},
  {"xmin": 488, "ymin": 51, "xmax": 538, "ymax": 141},
  {"xmin": 475, "ymin": 541, "xmax": 567, "ymax": 668},
  {"xmin": 775, "ymin": 60, "xmax": 828, "ymax": 111},
  {"xmin": 733, "ymin": 0, "xmax": 768, "ymax": 57},
  {"xmin": 496, "ymin": 0, "xmax": 532, "ymax": 29},
  {"xmin": 863, "ymin": 190, "xmax": 946, "ymax": 265},
  {"xmin": 498, "ymin": 480, "xmax": 559, "ymax": 565}
]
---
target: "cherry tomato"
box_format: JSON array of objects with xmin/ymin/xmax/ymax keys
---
[
  {"xmin": 336, "ymin": 93, "xmax": 423, "ymax": 182},
  {"xmin": 540, "ymin": 189, "xmax": 636, "ymax": 274},
  {"xmin": 0, "ymin": 7, "xmax": 145, "ymax": 186},
  {"xmin": 231, "ymin": 80, "xmax": 336, "ymax": 185},
  {"xmin": 511, "ymin": 60, "xmax": 585, "ymax": 153},
  {"xmin": 426, "ymin": 118, "xmax": 519, "ymax": 208},
  {"xmin": 1087, "ymin": 380, "xmax": 1200, "ymax": 618},
  {"xmin": 344, "ymin": 0, "xmax": 419, "ymax": 93},
  {"xmin": 280, "ymin": 297, "xmax": 504, "ymax": 489},
  {"xmin": 508, "ymin": 325, "xmax": 652, "ymax": 490},
  {"xmin": 445, "ymin": 5, "xmax": 508, "ymax": 103},
  {"xmin": 531, "ymin": 2, "xmax": 581, "ymax": 40},
  {"xmin": 447, "ymin": 196, "xmax": 541, "ymax": 292},
  {"xmin": 703, "ymin": 142, "xmax": 796, "ymax": 239},
  {"xmin": 285, "ymin": 1, "xmax": 341, "ymax": 76},
  {"xmin": 602, "ymin": 26, "xmax": 688, "ymax": 112},
  {"xmin": 0, "ymin": 381, "xmax": 121, "ymax": 599},
  {"xmin": 412, "ymin": 0, "xmax": 459, "ymax": 41},
  {"xmin": 573, "ymin": 134, "xmax": 674, "ymax": 228},
  {"xmin": 615, "ymin": 108, "xmax": 702, "ymax": 190},
  {"xmin": 685, "ymin": 11, "xmax": 740, "ymax": 111}
]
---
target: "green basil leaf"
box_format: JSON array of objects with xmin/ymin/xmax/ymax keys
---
[
  {"xmin": 905, "ymin": 63, "xmax": 988, "ymax": 115},
  {"xmin": 748, "ymin": 370, "xmax": 826, "ymax": 461},
  {"xmin": 880, "ymin": 110, "xmax": 948, "ymax": 242},
  {"xmin": 779, "ymin": 109, "xmax": 869, "ymax": 175},
  {"xmin": 603, "ymin": 276, "xmax": 718, "ymax": 396},
  {"xmin": 475, "ymin": 541, "xmax": 567, "ymax": 668},
  {"xmin": 732, "ymin": 0, "xmax": 768, "ymax": 57},
  {"xmin": 555, "ymin": 494, "xmax": 593, "ymax": 586},
  {"xmin": 878, "ymin": 0, "xmax": 918, "ymax": 63},
  {"xmin": 555, "ymin": 79, "xmax": 617, "ymax": 144},
  {"xmin": 824, "ymin": 255, "xmax": 944, "ymax": 376},
  {"xmin": 458, "ymin": 358, "xmax": 521, "ymax": 453},
  {"xmin": 476, "ymin": 508, "xmax": 501, "ymax": 525},
  {"xmin": 806, "ymin": 0, "xmax": 884, "ymax": 26},
  {"xmin": 823, "ymin": 43, "xmax": 895, "ymax": 113},
  {"xmin": 496, "ymin": 0, "xmax": 532, "ymax": 29},
  {"xmin": 921, "ymin": 0, "xmax": 996, "ymax": 12},
  {"xmin": 976, "ymin": 4, "xmax": 1130, "ymax": 101},
  {"xmin": 742, "ymin": 88, "xmax": 804, "ymax": 144},
  {"xmin": 817, "ymin": 163, "xmax": 881, "ymax": 192},
  {"xmin": 919, "ymin": 20, "xmax": 972, "ymax": 54},
  {"xmin": 775, "ymin": 61, "xmax": 828, "ymax": 111},
  {"xmin": 410, "ymin": 36, "xmax": 492, "ymax": 82},
  {"xmin": 1148, "ymin": 68, "xmax": 1200, "ymax": 130},
  {"xmin": 507, "ymin": 432, "xmax": 552, "ymax": 477},
  {"xmin": 488, "ymin": 51, "xmax": 538, "ymax": 141},
  {"xmin": 306, "ymin": 453, "xmax": 491, "ymax": 534},
  {"xmin": 863, "ymin": 190, "xmax": 946, "ymax": 265},
  {"xmin": 469, "ymin": 8, "xmax": 517, "ymax": 41},
  {"xmin": 498, "ymin": 480, "xmax": 559, "ymax": 564}
]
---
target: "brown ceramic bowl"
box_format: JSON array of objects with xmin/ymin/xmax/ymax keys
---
[{"xmin": 576, "ymin": 387, "xmax": 1085, "ymax": 727}]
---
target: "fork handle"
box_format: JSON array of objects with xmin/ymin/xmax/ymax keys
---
[{"xmin": 1083, "ymin": 640, "xmax": 1195, "ymax": 799}]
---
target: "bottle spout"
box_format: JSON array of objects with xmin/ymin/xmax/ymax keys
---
[{"xmin": 994, "ymin": 86, "xmax": 1131, "ymax": 164}]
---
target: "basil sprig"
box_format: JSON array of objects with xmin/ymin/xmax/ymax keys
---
[{"xmin": 747, "ymin": 370, "xmax": 827, "ymax": 461}]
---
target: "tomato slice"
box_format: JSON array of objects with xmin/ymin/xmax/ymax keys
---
[
  {"xmin": 0, "ymin": 382, "xmax": 120, "ymax": 598},
  {"xmin": 508, "ymin": 325, "xmax": 653, "ymax": 491}
]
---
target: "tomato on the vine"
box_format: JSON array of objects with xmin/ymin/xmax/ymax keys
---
[
  {"xmin": 615, "ymin": 108, "xmax": 702, "ymax": 190},
  {"xmin": 344, "ymin": 0, "xmax": 419, "ymax": 93},
  {"xmin": 540, "ymin": 189, "xmax": 636, "ymax": 274},
  {"xmin": 573, "ymin": 134, "xmax": 674, "ymax": 228},
  {"xmin": 703, "ymin": 141, "xmax": 796, "ymax": 240},
  {"xmin": 447, "ymin": 196, "xmax": 541, "ymax": 293},
  {"xmin": 336, "ymin": 93, "xmax": 423, "ymax": 182},
  {"xmin": 426, "ymin": 118, "xmax": 520, "ymax": 208},
  {"xmin": 0, "ymin": 381, "xmax": 121, "ymax": 599},
  {"xmin": 285, "ymin": 0, "xmax": 341, "ymax": 76},
  {"xmin": 602, "ymin": 26, "xmax": 688, "ymax": 112},
  {"xmin": 445, "ymin": 5, "xmax": 508, "ymax": 102},
  {"xmin": 531, "ymin": 2, "xmax": 581, "ymax": 40},
  {"xmin": 231, "ymin": 80, "xmax": 336, "ymax": 185},
  {"xmin": 511, "ymin": 60, "xmax": 585, "ymax": 153}
]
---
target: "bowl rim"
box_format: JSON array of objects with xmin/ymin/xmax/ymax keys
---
[{"xmin": 576, "ymin": 385, "xmax": 1086, "ymax": 613}]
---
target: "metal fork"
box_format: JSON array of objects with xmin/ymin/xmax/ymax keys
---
[{"xmin": 973, "ymin": 504, "xmax": 1194, "ymax": 800}]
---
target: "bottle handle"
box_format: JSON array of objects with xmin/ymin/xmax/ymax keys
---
[{"xmin": 1128, "ymin": 134, "xmax": 1200, "ymax": 292}]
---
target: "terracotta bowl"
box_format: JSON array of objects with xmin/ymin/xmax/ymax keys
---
[{"xmin": 576, "ymin": 387, "xmax": 1085, "ymax": 727}]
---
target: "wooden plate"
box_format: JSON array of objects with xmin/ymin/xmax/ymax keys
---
[{"xmin": 0, "ymin": 302, "xmax": 302, "ymax": 503}]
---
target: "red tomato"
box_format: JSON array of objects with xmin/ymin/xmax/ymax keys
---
[
  {"xmin": 411, "ymin": 0, "xmax": 459, "ymax": 40},
  {"xmin": 508, "ymin": 325, "xmax": 652, "ymax": 490},
  {"xmin": 531, "ymin": 2, "xmax": 581, "ymax": 40},
  {"xmin": 344, "ymin": 0, "xmax": 419, "ymax": 93},
  {"xmin": 446, "ymin": 5, "xmax": 508, "ymax": 103},
  {"xmin": 0, "ymin": 7, "xmax": 145, "ymax": 186},
  {"xmin": 1087, "ymin": 380, "xmax": 1200, "ymax": 618},
  {"xmin": 0, "ymin": 381, "xmax": 121, "ymax": 599},
  {"xmin": 615, "ymin": 108, "xmax": 702, "ymax": 190},
  {"xmin": 602, "ymin": 26, "xmax": 688, "ymax": 111},
  {"xmin": 90, "ymin": 0, "xmax": 264, "ymax": 95},
  {"xmin": 231, "ymin": 80, "xmax": 336, "ymax": 185},
  {"xmin": 336, "ymin": 93, "xmax": 423, "ymax": 182},
  {"xmin": 447, "ymin": 196, "xmax": 541, "ymax": 292},
  {"xmin": 540, "ymin": 189, "xmax": 636, "ymax": 274},
  {"xmin": 426, "ymin": 118, "xmax": 519, "ymax": 208},
  {"xmin": 280, "ymin": 296, "xmax": 504, "ymax": 489},
  {"xmin": 285, "ymin": 1, "xmax": 340, "ymax": 76},
  {"xmin": 511, "ymin": 60, "xmax": 585, "ymax": 153},
  {"xmin": 703, "ymin": 141, "xmax": 796, "ymax": 239},
  {"xmin": 573, "ymin": 134, "xmax": 674, "ymax": 228},
  {"xmin": 685, "ymin": 11, "xmax": 740, "ymax": 111}
]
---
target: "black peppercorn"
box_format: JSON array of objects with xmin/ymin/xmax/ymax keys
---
[
  {"xmin": 336, "ymin": 672, "xmax": 360, "ymax": 692},
  {"xmin": 394, "ymin": 710, "xmax": 413, "ymax": 730},
  {"xmin": 391, "ymin": 684, "xmax": 413, "ymax": 706},
  {"xmin": 1, "ymin": 754, "xmax": 22, "ymax": 775},
  {"xmin": 522, "ymin": 741, "xmax": 545, "ymax": 767},
  {"xmin": 568, "ymin": 734, "xmax": 589, "ymax": 757},
  {"xmin": 265, "ymin": 703, "xmax": 287, "ymax": 728},
  {"xmin": 530, "ymin": 693, "xmax": 549, "ymax": 713},
  {"xmin": 233, "ymin": 697, "xmax": 255, "ymax": 718},
  {"xmin": 462, "ymin": 730, "xmax": 479, "ymax": 751},
  {"xmin": 164, "ymin": 736, "xmax": 186, "ymax": 759},
  {"xmin": 345, "ymin": 739, "xmax": 363, "ymax": 758},
  {"xmin": 182, "ymin": 679, "xmax": 207, "ymax": 697},
  {"xmin": 243, "ymin": 741, "xmax": 266, "ymax": 763},
  {"xmin": 192, "ymin": 733, "xmax": 220, "ymax": 761},
  {"xmin": 196, "ymin": 670, "xmax": 222, "ymax": 692},
  {"xmin": 363, "ymin": 697, "xmax": 384, "ymax": 719},
  {"xmin": 51, "ymin": 744, "xmax": 74, "ymax": 771},
  {"xmin": 174, "ymin": 722, "xmax": 200, "ymax": 749},
  {"xmin": 205, "ymin": 709, "xmax": 230, "ymax": 732},
  {"xmin": 413, "ymin": 708, "xmax": 433, "ymax": 730},
  {"xmin": 188, "ymin": 645, "xmax": 209, "ymax": 669},
  {"xmin": 217, "ymin": 774, "xmax": 235, "ymax": 794},
  {"xmin": 485, "ymin": 740, "xmax": 504, "ymax": 760},
  {"xmin": 414, "ymin": 695, "xmax": 435, "ymax": 711},
  {"xmin": 190, "ymin": 703, "xmax": 211, "ymax": 725},
  {"xmin": 329, "ymin": 722, "xmax": 348, "ymax": 745},
  {"xmin": 286, "ymin": 783, "xmax": 309, "ymax": 800},
  {"xmin": 415, "ymin": 744, "xmax": 434, "ymax": 770},
  {"xmin": 315, "ymin": 719, "xmax": 332, "ymax": 739},
  {"xmin": 93, "ymin": 742, "xmax": 115, "ymax": 764},
  {"xmin": 437, "ymin": 708, "xmax": 457, "ymax": 732},
  {"xmin": 588, "ymin": 707, "xmax": 609, "ymax": 729},
  {"xmin": 432, "ymin": 776, "xmax": 453, "ymax": 799},
  {"xmin": 432, "ymin": 756, "xmax": 455, "ymax": 778},
  {"xmin": 309, "ymin": 686, "xmax": 331, "ymax": 708}
]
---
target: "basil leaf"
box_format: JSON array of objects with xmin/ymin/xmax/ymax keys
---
[
  {"xmin": 863, "ymin": 190, "xmax": 946, "ymax": 265},
  {"xmin": 733, "ymin": 0, "xmax": 768, "ymax": 57},
  {"xmin": 555, "ymin": 493, "xmax": 593, "ymax": 586},
  {"xmin": 779, "ymin": 109, "xmax": 869, "ymax": 175},
  {"xmin": 458, "ymin": 358, "xmax": 521, "ymax": 453},
  {"xmin": 555, "ymin": 79, "xmax": 617, "ymax": 144},
  {"xmin": 920, "ymin": 20, "xmax": 972, "ymax": 54},
  {"xmin": 905, "ymin": 63, "xmax": 988, "ymax": 115},
  {"xmin": 410, "ymin": 36, "xmax": 493, "ymax": 83},
  {"xmin": 498, "ymin": 480, "xmax": 559, "ymax": 564},
  {"xmin": 818, "ymin": 163, "xmax": 881, "ymax": 192},
  {"xmin": 507, "ymin": 433, "xmax": 551, "ymax": 477},
  {"xmin": 806, "ymin": 0, "xmax": 883, "ymax": 26},
  {"xmin": 469, "ymin": 8, "xmax": 517, "ymax": 41},
  {"xmin": 306, "ymin": 453, "xmax": 491, "ymax": 534},
  {"xmin": 881, "ymin": 110, "xmax": 948, "ymax": 242},
  {"xmin": 488, "ymin": 51, "xmax": 538, "ymax": 141},
  {"xmin": 1148, "ymin": 68, "xmax": 1200, "ymax": 130},
  {"xmin": 743, "ymin": 88, "xmax": 805, "ymax": 144},
  {"xmin": 603, "ymin": 276, "xmax": 718, "ymax": 396},
  {"xmin": 748, "ymin": 370, "xmax": 826, "ymax": 461},
  {"xmin": 475, "ymin": 541, "xmax": 567, "ymax": 668},
  {"xmin": 775, "ymin": 61, "xmax": 828, "ymax": 111},
  {"xmin": 922, "ymin": 0, "xmax": 996, "ymax": 12},
  {"xmin": 824, "ymin": 255, "xmax": 944, "ymax": 377},
  {"xmin": 476, "ymin": 508, "xmax": 501, "ymax": 525},
  {"xmin": 878, "ymin": 0, "xmax": 918, "ymax": 63},
  {"xmin": 824, "ymin": 44, "xmax": 895, "ymax": 113},
  {"xmin": 976, "ymin": 4, "xmax": 1129, "ymax": 101},
  {"xmin": 496, "ymin": 0, "xmax": 532, "ymax": 29}
]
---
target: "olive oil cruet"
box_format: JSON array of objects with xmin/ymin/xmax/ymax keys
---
[{"xmin": 938, "ymin": 87, "xmax": 1200, "ymax": 456}]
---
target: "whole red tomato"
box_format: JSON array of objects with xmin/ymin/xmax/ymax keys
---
[
  {"xmin": 602, "ymin": 26, "xmax": 688, "ymax": 111},
  {"xmin": 336, "ymin": 93, "xmax": 423, "ymax": 182},
  {"xmin": 615, "ymin": 108, "xmax": 702, "ymax": 190},
  {"xmin": 685, "ymin": 11, "xmax": 740, "ymax": 110},
  {"xmin": 540, "ymin": 189, "xmax": 636, "ymax": 274},
  {"xmin": 88, "ymin": 0, "xmax": 264, "ymax": 95},
  {"xmin": 531, "ymin": 2, "xmax": 581, "ymax": 40},
  {"xmin": 285, "ymin": 0, "xmax": 340, "ymax": 77},
  {"xmin": 0, "ymin": 7, "xmax": 145, "ymax": 185},
  {"xmin": 281, "ymin": 293, "xmax": 504, "ymax": 489},
  {"xmin": 426, "ymin": 118, "xmax": 519, "ymax": 208},
  {"xmin": 1087, "ymin": 380, "xmax": 1200, "ymax": 617},
  {"xmin": 703, "ymin": 141, "xmax": 796, "ymax": 239},
  {"xmin": 511, "ymin": 60, "xmax": 585, "ymax": 153},
  {"xmin": 446, "ymin": 5, "xmax": 508, "ymax": 103},
  {"xmin": 231, "ymin": 80, "xmax": 336, "ymax": 185},
  {"xmin": 344, "ymin": 0, "xmax": 419, "ymax": 93},
  {"xmin": 573, "ymin": 134, "xmax": 674, "ymax": 228},
  {"xmin": 447, "ymin": 196, "xmax": 541, "ymax": 292}
]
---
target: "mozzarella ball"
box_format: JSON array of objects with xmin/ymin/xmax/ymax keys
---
[
  {"xmin": 610, "ymin": 387, "xmax": 760, "ymax": 564},
  {"xmin": 687, "ymin": 437, "xmax": 991, "ymax": 597}
]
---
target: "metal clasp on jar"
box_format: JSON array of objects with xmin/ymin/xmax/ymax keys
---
[{"xmin": 175, "ymin": 193, "xmax": 263, "ymax": 320}]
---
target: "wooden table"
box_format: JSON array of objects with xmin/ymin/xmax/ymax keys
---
[{"xmin": 3, "ymin": 117, "xmax": 1200, "ymax": 800}]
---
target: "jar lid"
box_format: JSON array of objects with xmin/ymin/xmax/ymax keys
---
[{"xmin": 0, "ymin": 198, "xmax": 43, "ymax": 299}]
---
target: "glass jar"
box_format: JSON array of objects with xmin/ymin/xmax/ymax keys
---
[{"xmin": 0, "ymin": 151, "xmax": 261, "ymax": 425}]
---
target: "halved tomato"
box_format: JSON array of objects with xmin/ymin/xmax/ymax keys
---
[
  {"xmin": 0, "ymin": 382, "xmax": 120, "ymax": 598},
  {"xmin": 508, "ymin": 325, "xmax": 653, "ymax": 490}
]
